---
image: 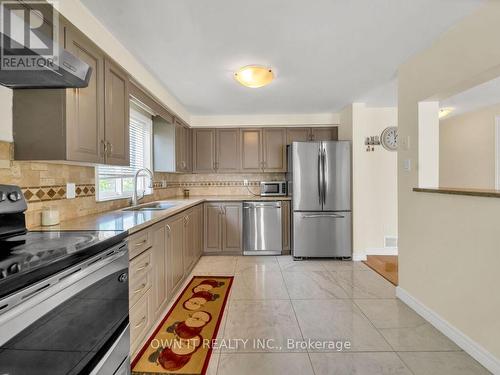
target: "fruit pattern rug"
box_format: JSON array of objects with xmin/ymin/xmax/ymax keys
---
[{"xmin": 131, "ymin": 276, "xmax": 233, "ymax": 375}]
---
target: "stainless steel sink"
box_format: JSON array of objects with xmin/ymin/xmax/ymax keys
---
[{"xmin": 123, "ymin": 201, "xmax": 178, "ymax": 211}]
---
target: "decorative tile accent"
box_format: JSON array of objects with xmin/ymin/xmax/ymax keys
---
[
  {"xmin": 21, "ymin": 184, "xmax": 95, "ymax": 203},
  {"xmin": 153, "ymin": 180, "xmax": 262, "ymax": 189}
]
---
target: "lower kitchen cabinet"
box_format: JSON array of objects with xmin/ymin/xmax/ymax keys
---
[
  {"xmin": 128, "ymin": 204, "xmax": 204, "ymax": 357},
  {"xmin": 204, "ymin": 202, "xmax": 242, "ymax": 253},
  {"xmin": 167, "ymin": 214, "xmax": 186, "ymax": 293}
]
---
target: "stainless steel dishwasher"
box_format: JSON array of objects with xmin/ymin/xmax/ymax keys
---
[{"xmin": 243, "ymin": 201, "xmax": 282, "ymax": 255}]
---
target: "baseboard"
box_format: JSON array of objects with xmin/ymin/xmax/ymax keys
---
[
  {"xmin": 352, "ymin": 253, "xmax": 367, "ymax": 261},
  {"xmin": 396, "ymin": 286, "xmax": 500, "ymax": 375},
  {"xmin": 366, "ymin": 247, "xmax": 398, "ymax": 256}
]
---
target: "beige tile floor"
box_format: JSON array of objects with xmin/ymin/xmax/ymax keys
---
[{"xmin": 184, "ymin": 255, "xmax": 490, "ymax": 375}]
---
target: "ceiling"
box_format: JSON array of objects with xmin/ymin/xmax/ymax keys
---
[
  {"xmin": 440, "ymin": 76, "xmax": 500, "ymax": 118},
  {"xmin": 81, "ymin": 0, "xmax": 484, "ymax": 116}
]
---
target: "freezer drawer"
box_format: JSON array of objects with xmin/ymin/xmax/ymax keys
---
[
  {"xmin": 293, "ymin": 211, "xmax": 352, "ymax": 258},
  {"xmin": 243, "ymin": 201, "xmax": 282, "ymax": 255}
]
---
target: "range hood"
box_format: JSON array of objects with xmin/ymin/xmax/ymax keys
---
[{"xmin": 0, "ymin": 32, "xmax": 92, "ymax": 89}]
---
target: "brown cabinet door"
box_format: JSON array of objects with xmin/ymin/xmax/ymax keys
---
[
  {"xmin": 195, "ymin": 205, "xmax": 204, "ymax": 258},
  {"xmin": 151, "ymin": 223, "xmax": 167, "ymax": 317},
  {"xmin": 281, "ymin": 201, "xmax": 291, "ymax": 252},
  {"xmin": 193, "ymin": 129, "xmax": 216, "ymax": 172},
  {"xmin": 104, "ymin": 59, "xmax": 130, "ymax": 166},
  {"xmin": 240, "ymin": 129, "xmax": 262, "ymax": 172},
  {"xmin": 185, "ymin": 127, "xmax": 192, "ymax": 172},
  {"xmin": 183, "ymin": 210, "xmax": 196, "ymax": 274},
  {"xmin": 222, "ymin": 203, "xmax": 242, "ymax": 253},
  {"xmin": 204, "ymin": 203, "xmax": 222, "ymax": 252},
  {"xmin": 169, "ymin": 215, "xmax": 185, "ymax": 290},
  {"xmin": 286, "ymin": 128, "xmax": 311, "ymax": 144},
  {"xmin": 311, "ymin": 127, "xmax": 338, "ymax": 141},
  {"xmin": 175, "ymin": 123, "xmax": 191, "ymax": 172},
  {"xmin": 263, "ymin": 128, "xmax": 286, "ymax": 172},
  {"xmin": 216, "ymin": 129, "xmax": 240, "ymax": 172},
  {"xmin": 65, "ymin": 27, "xmax": 105, "ymax": 163}
]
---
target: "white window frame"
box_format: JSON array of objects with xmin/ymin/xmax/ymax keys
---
[{"xmin": 95, "ymin": 103, "xmax": 154, "ymax": 202}]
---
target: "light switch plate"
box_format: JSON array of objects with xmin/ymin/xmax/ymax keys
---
[
  {"xmin": 66, "ymin": 183, "xmax": 76, "ymax": 199},
  {"xmin": 403, "ymin": 159, "xmax": 412, "ymax": 171}
]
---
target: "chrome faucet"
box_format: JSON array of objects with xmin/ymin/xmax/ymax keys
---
[{"xmin": 131, "ymin": 168, "xmax": 154, "ymax": 207}]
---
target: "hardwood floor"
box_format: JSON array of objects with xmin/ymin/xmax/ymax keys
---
[{"xmin": 363, "ymin": 255, "xmax": 398, "ymax": 286}]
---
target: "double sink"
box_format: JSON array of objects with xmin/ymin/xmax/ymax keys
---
[{"xmin": 123, "ymin": 201, "xmax": 179, "ymax": 211}]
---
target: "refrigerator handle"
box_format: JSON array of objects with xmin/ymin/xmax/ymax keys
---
[
  {"xmin": 317, "ymin": 149, "xmax": 323, "ymax": 205},
  {"xmin": 321, "ymin": 147, "xmax": 326, "ymax": 205}
]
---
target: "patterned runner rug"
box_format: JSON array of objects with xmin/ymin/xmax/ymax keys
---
[{"xmin": 132, "ymin": 276, "xmax": 233, "ymax": 375}]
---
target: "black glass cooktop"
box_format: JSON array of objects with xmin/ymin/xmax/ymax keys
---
[{"xmin": 0, "ymin": 230, "xmax": 127, "ymax": 299}]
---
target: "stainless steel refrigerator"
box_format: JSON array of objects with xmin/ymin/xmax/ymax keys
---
[{"xmin": 288, "ymin": 141, "xmax": 352, "ymax": 258}]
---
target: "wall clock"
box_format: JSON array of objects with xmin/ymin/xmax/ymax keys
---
[{"xmin": 381, "ymin": 126, "xmax": 398, "ymax": 151}]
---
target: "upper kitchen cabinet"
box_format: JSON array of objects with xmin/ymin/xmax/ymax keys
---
[
  {"xmin": 64, "ymin": 25, "xmax": 105, "ymax": 163},
  {"xmin": 285, "ymin": 127, "xmax": 338, "ymax": 144},
  {"xmin": 12, "ymin": 23, "xmax": 130, "ymax": 166},
  {"xmin": 192, "ymin": 128, "xmax": 240, "ymax": 173},
  {"xmin": 262, "ymin": 128, "xmax": 286, "ymax": 171},
  {"xmin": 286, "ymin": 128, "xmax": 311, "ymax": 144},
  {"xmin": 103, "ymin": 59, "xmax": 130, "ymax": 166},
  {"xmin": 175, "ymin": 121, "xmax": 192, "ymax": 172},
  {"xmin": 311, "ymin": 127, "xmax": 338, "ymax": 141},
  {"xmin": 192, "ymin": 129, "xmax": 216, "ymax": 172},
  {"xmin": 216, "ymin": 129, "xmax": 240, "ymax": 172},
  {"xmin": 240, "ymin": 128, "xmax": 286, "ymax": 172},
  {"xmin": 153, "ymin": 118, "xmax": 192, "ymax": 173},
  {"xmin": 240, "ymin": 129, "xmax": 263, "ymax": 172}
]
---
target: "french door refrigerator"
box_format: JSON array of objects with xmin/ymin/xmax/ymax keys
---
[{"xmin": 290, "ymin": 141, "xmax": 352, "ymax": 258}]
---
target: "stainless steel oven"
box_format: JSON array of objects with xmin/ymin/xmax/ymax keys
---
[
  {"xmin": 0, "ymin": 241, "xmax": 130, "ymax": 375},
  {"xmin": 260, "ymin": 181, "xmax": 287, "ymax": 196}
]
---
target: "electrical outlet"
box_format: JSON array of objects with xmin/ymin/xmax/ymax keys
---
[
  {"xmin": 243, "ymin": 179, "xmax": 249, "ymax": 186},
  {"xmin": 66, "ymin": 183, "xmax": 76, "ymax": 199}
]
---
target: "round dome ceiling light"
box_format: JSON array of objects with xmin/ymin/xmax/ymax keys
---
[{"xmin": 234, "ymin": 65, "xmax": 274, "ymax": 88}]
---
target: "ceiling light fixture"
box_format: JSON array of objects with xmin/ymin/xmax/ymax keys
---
[
  {"xmin": 234, "ymin": 65, "xmax": 274, "ymax": 88},
  {"xmin": 439, "ymin": 107, "xmax": 454, "ymax": 119}
]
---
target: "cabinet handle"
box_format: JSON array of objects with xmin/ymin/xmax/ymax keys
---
[
  {"xmin": 136, "ymin": 262, "xmax": 149, "ymax": 271},
  {"xmin": 107, "ymin": 142, "xmax": 113, "ymax": 156},
  {"xmin": 134, "ymin": 316, "xmax": 146, "ymax": 329},
  {"xmin": 134, "ymin": 239, "xmax": 147, "ymax": 247},
  {"xmin": 133, "ymin": 283, "xmax": 147, "ymax": 294},
  {"xmin": 166, "ymin": 224, "xmax": 171, "ymax": 237},
  {"xmin": 100, "ymin": 140, "xmax": 107, "ymax": 157}
]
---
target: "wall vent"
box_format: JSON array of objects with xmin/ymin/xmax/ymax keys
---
[{"xmin": 384, "ymin": 236, "xmax": 398, "ymax": 248}]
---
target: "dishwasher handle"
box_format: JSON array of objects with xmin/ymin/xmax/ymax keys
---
[{"xmin": 243, "ymin": 202, "xmax": 282, "ymax": 209}]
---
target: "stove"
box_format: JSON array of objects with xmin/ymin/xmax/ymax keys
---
[{"xmin": 0, "ymin": 184, "xmax": 131, "ymax": 375}]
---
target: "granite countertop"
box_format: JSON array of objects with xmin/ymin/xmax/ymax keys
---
[{"xmin": 35, "ymin": 195, "xmax": 291, "ymax": 234}]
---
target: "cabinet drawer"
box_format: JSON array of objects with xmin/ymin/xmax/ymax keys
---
[
  {"xmin": 130, "ymin": 248, "xmax": 152, "ymax": 276},
  {"xmin": 129, "ymin": 270, "xmax": 152, "ymax": 308},
  {"xmin": 130, "ymin": 288, "xmax": 152, "ymax": 356},
  {"xmin": 128, "ymin": 230, "xmax": 152, "ymax": 260}
]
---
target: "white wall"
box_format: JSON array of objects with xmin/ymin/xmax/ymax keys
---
[
  {"xmin": 418, "ymin": 101, "xmax": 440, "ymax": 188},
  {"xmin": 339, "ymin": 103, "xmax": 398, "ymax": 260},
  {"xmin": 398, "ymin": 1, "xmax": 500, "ymax": 370},
  {"xmin": 440, "ymin": 102, "xmax": 500, "ymax": 189},
  {"xmin": 0, "ymin": 86, "xmax": 12, "ymax": 142}
]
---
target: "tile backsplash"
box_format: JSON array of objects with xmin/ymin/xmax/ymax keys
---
[{"xmin": 0, "ymin": 141, "xmax": 285, "ymax": 228}]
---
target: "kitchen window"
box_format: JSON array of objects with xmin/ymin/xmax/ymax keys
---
[{"xmin": 96, "ymin": 103, "xmax": 153, "ymax": 201}]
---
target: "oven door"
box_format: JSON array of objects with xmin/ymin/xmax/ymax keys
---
[{"xmin": 0, "ymin": 242, "xmax": 130, "ymax": 375}]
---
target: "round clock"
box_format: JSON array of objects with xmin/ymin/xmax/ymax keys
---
[{"xmin": 381, "ymin": 126, "xmax": 398, "ymax": 151}]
